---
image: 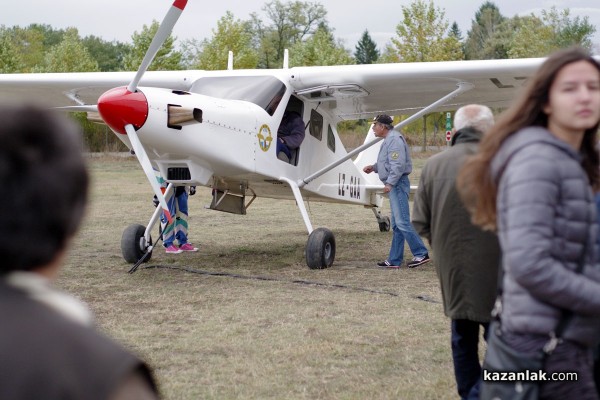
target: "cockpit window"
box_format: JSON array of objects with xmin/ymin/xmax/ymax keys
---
[{"xmin": 190, "ymin": 76, "xmax": 286, "ymax": 115}]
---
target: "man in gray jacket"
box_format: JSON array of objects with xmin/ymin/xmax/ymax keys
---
[
  {"xmin": 363, "ymin": 114, "xmax": 429, "ymax": 268},
  {"xmin": 412, "ymin": 105, "xmax": 500, "ymax": 400}
]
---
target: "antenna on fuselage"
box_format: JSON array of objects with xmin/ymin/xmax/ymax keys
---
[
  {"xmin": 227, "ymin": 51, "xmax": 233, "ymax": 70},
  {"xmin": 283, "ymin": 49, "xmax": 289, "ymax": 69}
]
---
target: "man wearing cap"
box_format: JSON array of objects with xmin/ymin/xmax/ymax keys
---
[{"xmin": 363, "ymin": 115, "xmax": 430, "ymax": 268}]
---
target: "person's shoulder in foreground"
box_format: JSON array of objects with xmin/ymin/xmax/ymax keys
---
[{"xmin": 0, "ymin": 104, "xmax": 159, "ymax": 400}]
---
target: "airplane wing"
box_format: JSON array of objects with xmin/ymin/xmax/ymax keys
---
[
  {"xmin": 0, "ymin": 56, "xmax": 593, "ymax": 118},
  {"xmin": 287, "ymin": 58, "xmax": 546, "ymax": 120},
  {"xmin": 0, "ymin": 70, "xmax": 198, "ymax": 107}
]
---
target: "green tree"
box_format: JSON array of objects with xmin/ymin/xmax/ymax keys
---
[
  {"xmin": 252, "ymin": 0, "xmax": 328, "ymax": 68},
  {"xmin": 464, "ymin": 1, "xmax": 505, "ymax": 60},
  {"xmin": 0, "ymin": 27, "xmax": 24, "ymax": 73},
  {"xmin": 354, "ymin": 30, "xmax": 379, "ymax": 64},
  {"xmin": 122, "ymin": 20, "xmax": 183, "ymax": 71},
  {"xmin": 449, "ymin": 21, "xmax": 464, "ymax": 60},
  {"xmin": 82, "ymin": 35, "xmax": 129, "ymax": 71},
  {"xmin": 507, "ymin": 8, "xmax": 596, "ymax": 58},
  {"xmin": 507, "ymin": 15, "xmax": 553, "ymax": 58},
  {"xmin": 378, "ymin": 0, "xmax": 462, "ymax": 149},
  {"xmin": 449, "ymin": 21, "xmax": 462, "ymax": 41},
  {"xmin": 383, "ymin": 0, "xmax": 462, "ymax": 62},
  {"xmin": 194, "ymin": 11, "xmax": 259, "ymax": 70},
  {"xmin": 8, "ymin": 25, "xmax": 65, "ymax": 72},
  {"xmin": 30, "ymin": 23, "xmax": 64, "ymax": 48},
  {"xmin": 23, "ymin": 28, "xmax": 112, "ymax": 150},
  {"xmin": 34, "ymin": 28, "xmax": 99, "ymax": 72},
  {"xmin": 289, "ymin": 24, "xmax": 354, "ymax": 66},
  {"xmin": 179, "ymin": 38, "xmax": 203, "ymax": 69},
  {"xmin": 379, "ymin": 44, "xmax": 400, "ymax": 63},
  {"xmin": 542, "ymin": 7, "xmax": 596, "ymax": 50}
]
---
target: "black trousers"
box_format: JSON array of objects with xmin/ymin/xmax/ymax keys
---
[{"xmin": 451, "ymin": 319, "xmax": 489, "ymax": 400}]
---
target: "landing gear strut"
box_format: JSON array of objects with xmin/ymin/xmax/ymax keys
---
[
  {"xmin": 372, "ymin": 207, "xmax": 391, "ymax": 232},
  {"xmin": 121, "ymin": 184, "xmax": 173, "ymax": 267},
  {"xmin": 279, "ymin": 177, "xmax": 335, "ymax": 269}
]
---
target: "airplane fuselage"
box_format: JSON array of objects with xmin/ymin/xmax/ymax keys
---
[{"xmin": 125, "ymin": 77, "xmax": 377, "ymax": 207}]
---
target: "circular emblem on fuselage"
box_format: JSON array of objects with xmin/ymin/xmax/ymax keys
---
[{"xmin": 257, "ymin": 124, "xmax": 273, "ymax": 152}]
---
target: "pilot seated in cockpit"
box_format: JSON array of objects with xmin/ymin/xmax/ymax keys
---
[{"xmin": 276, "ymin": 110, "xmax": 305, "ymax": 163}]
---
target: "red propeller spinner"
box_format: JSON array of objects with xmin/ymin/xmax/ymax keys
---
[{"xmin": 97, "ymin": 87, "xmax": 148, "ymax": 135}]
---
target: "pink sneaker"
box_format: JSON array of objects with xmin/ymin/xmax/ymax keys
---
[
  {"xmin": 179, "ymin": 243, "xmax": 198, "ymax": 252},
  {"xmin": 165, "ymin": 245, "xmax": 182, "ymax": 254}
]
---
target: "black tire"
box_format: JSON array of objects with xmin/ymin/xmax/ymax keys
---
[
  {"xmin": 379, "ymin": 216, "xmax": 390, "ymax": 232},
  {"xmin": 121, "ymin": 224, "xmax": 152, "ymax": 264},
  {"xmin": 305, "ymin": 227, "xmax": 336, "ymax": 269}
]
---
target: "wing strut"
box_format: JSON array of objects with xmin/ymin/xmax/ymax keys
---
[
  {"xmin": 279, "ymin": 177, "xmax": 313, "ymax": 234},
  {"xmin": 297, "ymin": 81, "xmax": 474, "ymax": 188}
]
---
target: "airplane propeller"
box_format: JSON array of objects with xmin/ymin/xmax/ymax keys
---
[
  {"xmin": 96, "ymin": 0, "xmax": 188, "ymax": 224},
  {"xmin": 127, "ymin": 0, "xmax": 187, "ymax": 93}
]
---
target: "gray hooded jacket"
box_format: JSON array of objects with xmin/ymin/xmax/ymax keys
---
[{"xmin": 491, "ymin": 126, "xmax": 600, "ymax": 347}]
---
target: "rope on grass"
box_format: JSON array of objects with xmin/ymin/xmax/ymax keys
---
[{"xmin": 137, "ymin": 264, "xmax": 440, "ymax": 302}]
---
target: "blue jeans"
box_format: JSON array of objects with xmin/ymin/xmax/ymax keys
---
[
  {"xmin": 451, "ymin": 319, "xmax": 489, "ymax": 400},
  {"xmin": 387, "ymin": 175, "xmax": 428, "ymax": 265},
  {"xmin": 276, "ymin": 140, "xmax": 291, "ymax": 159}
]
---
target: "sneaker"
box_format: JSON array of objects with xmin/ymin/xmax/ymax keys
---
[
  {"xmin": 407, "ymin": 254, "xmax": 431, "ymax": 268},
  {"xmin": 376, "ymin": 260, "xmax": 401, "ymax": 269},
  {"xmin": 179, "ymin": 243, "xmax": 198, "ymax": 252},
  {"xmin": 165, "ymin": 244, "xmax": 182, "ymax": 254}
]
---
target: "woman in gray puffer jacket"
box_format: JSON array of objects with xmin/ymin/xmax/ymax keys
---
[{"xmin": 459, "ymin": 47, "xmax": 600, "ymax": 399}]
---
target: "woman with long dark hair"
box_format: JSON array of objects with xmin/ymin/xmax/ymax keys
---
[{"xmin": 458, "ymin": 47, "xmax": 600, "ymax": 398}]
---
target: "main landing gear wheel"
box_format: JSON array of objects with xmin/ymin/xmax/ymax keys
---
[
  {"xmin": 305, "ymin": 227, "xmax": 336, "ymax": 269},
  {"xmin": 121, "ymin": 224, "xmax": 152, "ymax": 264},
  {"xmin": 378, "ymin": 215, "xmax": 390, "ymax": 232}
]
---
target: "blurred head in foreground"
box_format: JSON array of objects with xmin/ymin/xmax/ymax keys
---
[{"xmin": 0, "ymin": 104, "xmax": 88, "ymax": 276}]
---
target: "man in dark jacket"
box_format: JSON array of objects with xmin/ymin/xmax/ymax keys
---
[
  {"xmin": 412, "ymin": 104, "xmax": 500, "ymax": 400},
  {"xmin": 276, "ymin": 110, "xmax": 305, "ymax": 162}
]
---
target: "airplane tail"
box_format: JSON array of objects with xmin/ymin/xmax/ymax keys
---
[{"xmin": 353, "ymin": 124, "xmax": 384, "ymax": 187}]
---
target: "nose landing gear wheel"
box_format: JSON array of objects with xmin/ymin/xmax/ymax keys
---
[
  {"xmin": 121, "ymin": 224, "xmax": 153, "ymax": 264},
  {"xmin": 305, "ymin": 227, "xmax": 336, "ymax": 269},
  {"xmin": 379, "ymin": 216, "xmax": 390, "ymax": 232}
]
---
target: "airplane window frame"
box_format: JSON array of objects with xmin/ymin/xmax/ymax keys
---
[
  {"xmin": 309, "ymin": 109, "xmax": 323, "ymax": 141},
  {"xmin": 189, "ymin": 76, "xmax": 286, "ymax": 115},
  {"xmin": 327, "ymin": 125, "xmax": 336, "ymax": 153}
]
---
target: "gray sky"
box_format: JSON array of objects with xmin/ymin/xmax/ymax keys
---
[{"xmin": 2, "ymin": 0, "xmax": 600, "ymax": 53}]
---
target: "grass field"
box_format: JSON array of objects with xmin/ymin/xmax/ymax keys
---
[{"xmin": 59, "ymin": 155, "xmax": 462, "ymax": 400}]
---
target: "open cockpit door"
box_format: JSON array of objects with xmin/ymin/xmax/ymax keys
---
[
  {"xmin": 275, "ymin": 94, "xmax": 305, "ymax": 166},
  {"xmin": 282, "ymin": 95, "xmax": 304, "ymax": 166}
]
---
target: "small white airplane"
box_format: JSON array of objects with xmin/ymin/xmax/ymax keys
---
[{"xmin": 0, "ymin": 0, "xmax": 547, "ymax": 269}]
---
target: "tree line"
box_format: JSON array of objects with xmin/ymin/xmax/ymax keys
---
[{"xmin": 0, "ymin": 0, "xmax": 596, "ymax": 150}]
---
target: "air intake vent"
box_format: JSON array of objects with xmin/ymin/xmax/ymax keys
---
[{"xmin": 167, "ymin": 167, "xmax": 191, "ymax": 181}]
